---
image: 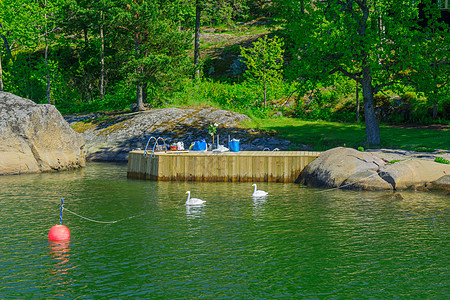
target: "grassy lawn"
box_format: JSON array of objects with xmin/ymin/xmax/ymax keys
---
[{"xmin": 244, "ymin": 118, "xmax": 450, "ymax": 151}]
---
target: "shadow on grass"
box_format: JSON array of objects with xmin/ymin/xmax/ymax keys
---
[
  {"xmin": 252, "ymin": 119, "xmax": 450, "ymax": 151},
  {"xmin": 259, "ymin": 122, "xmax": 366, "ymax": 150}
]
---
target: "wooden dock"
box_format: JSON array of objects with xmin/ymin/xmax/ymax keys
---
[{"xmin": 127, "ymin": 150, "xmax": 320, "ymax": 183}]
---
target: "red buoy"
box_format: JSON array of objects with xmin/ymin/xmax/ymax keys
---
[{"xmin": 48, "ymin": 224, "xmax": 70, "ymax": 241}]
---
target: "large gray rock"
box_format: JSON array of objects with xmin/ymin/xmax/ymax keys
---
[
  {"xmin": 297, "ymin": 147, "xmax": 391, "ymax": 190},
  {"xmin": 66, "ymin": 106, "xmax": 296, "ymax": 161},
  {"xmin": 378, "ymin": 160, "xmax": 450, "ymax": 190},
  {"xmin": 429, "ymin": 175, "xmax": 450, "ymax": 191},
  {"xmin": 0, "ymin": 92, "xmax": 85, "ymax": 175},
  {"xmin": 367, "ymin": 148, "xmax": 450, "ymax": 163},
  {"xmin": 298, "ymin": 147, "xmax": 450, "ymax": 191}
]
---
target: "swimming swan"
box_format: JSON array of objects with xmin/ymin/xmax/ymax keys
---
[
  {"xmin": 185, "ymin": 191, "xmax": 206, "ymax": 205},
  {"xmin": 252, "ymin": 184, "xmax": 268, "ymax": 197}
]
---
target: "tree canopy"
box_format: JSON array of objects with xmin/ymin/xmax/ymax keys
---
[
  {"xmin": 0, "ymin": 0, "xmax": 448, "ymax": 146},
  {"xmin": 280, "ymin": 0, "xmax": 449, "ymax": 144}
]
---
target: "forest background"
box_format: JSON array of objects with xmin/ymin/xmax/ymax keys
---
[{"xmin": 0, "ymin": 0, "xmax": 449, "ymax": 148}]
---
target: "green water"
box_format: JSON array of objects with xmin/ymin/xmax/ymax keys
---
[{"xmin": 0, "ymin": 162, "xmax": 448, "ymax": 299}]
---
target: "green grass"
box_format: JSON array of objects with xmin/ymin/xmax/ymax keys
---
[{"xmin": 243, "ymin": 117, "xmax": 450, "ymax": 151}]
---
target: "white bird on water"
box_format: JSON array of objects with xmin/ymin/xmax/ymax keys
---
[
  {"xmin": 185, "ymin": 191, "xmax": 206, "ymax": 205},
  {"xmin": 252, "ymin": 184, "xmax": 268, "ymax": 197}
]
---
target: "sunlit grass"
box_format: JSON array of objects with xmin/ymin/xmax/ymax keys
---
[{"xmin": 243, "ymin": 117, "xmax": 450, "ymax": 151}]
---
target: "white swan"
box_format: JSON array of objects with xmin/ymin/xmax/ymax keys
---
[
  {"xmin": 185, "ymin": 191, "xmax": 206, "ymax": 205},
  {"xmin": 252, "ymin": 184, "xmax": 268, "ymax": 197}
]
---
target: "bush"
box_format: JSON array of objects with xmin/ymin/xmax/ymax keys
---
[
  {"xmin": 435, "ymin": 157, "xmax": 450, "ymax": 164},
  {"xmin": 290, "ymin": 88, "xmax": 356, "ymax": 122}
]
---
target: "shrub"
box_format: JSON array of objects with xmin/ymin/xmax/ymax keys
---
[{"xmin": 434, "ymin": 157, "xmax": 450, "ymax": 164}]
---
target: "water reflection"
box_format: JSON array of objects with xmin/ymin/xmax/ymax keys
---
[
  {"xmin": 185, "ymin": 205, "xmax": 205, "ymax": 219},
  {"xmin": 48, "ymin": 240, "xmax": 75, "ymax": 285},
  {"xmin": 252, "ymin": 196, "xmax": 267, "ymax": 221},
  {"xmin": 0, "ymin": 164, "xmax": 448, "ymax": 299}
]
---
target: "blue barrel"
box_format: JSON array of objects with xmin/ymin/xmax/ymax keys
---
[
  {"xmin": 229, "ymin": 140, "xmax": 239, "ymax": 152},
  {"xmin": 192, "ymin": 139, "xmax": 207, "ymax": 151}
]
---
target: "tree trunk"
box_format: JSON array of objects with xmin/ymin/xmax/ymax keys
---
[
  {"xmin": 45, "ymin": 38, "xmax": 50, "ymax": 104},
  {"xmin": 193, "ymin": 0, "xmax": 201, "ymax": 80},
  {"xmin": 44, "ymin": 1, "xmax": 51, "ymax": 104},
  {"xmin": 84, "ymin": 27, "xmax": 89, "ymax": 46},
  {"xmin": 28, "ymin": 53, "xmax": 32, "ymax": 100},
  {"xmin": 143, "ymin": 82, "xmax": 148, "ymax": 105},
  {"xmin": 263, "ymin": 75, "xmax": 267, "ymax": 108},
  {"xmin": 362, "ymin": 66, "xmax": 380, "ymax": 145},
  {"xmin": 432, "ymin": 89, "xmax": 438, "ymax": 119},
  {"xmin": 356, "ymin": 81, "xmax": 360, "ymax": 122},
  {"xmin": 135, "ymin": 34, "xmax": 145, "ymax": 111},
  {"xmin": 100, "ymin": 10, "xmax": 105, "ymax": 102},
  {"xmin": 136, "ymin": 84, "xmax": 143, "ymax": 110},
  {"xmin": 1, "ymin": 31, "xmax": 14, "ymax": 92}
]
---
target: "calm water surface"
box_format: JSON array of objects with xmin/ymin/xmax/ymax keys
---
[{"xmin": 0, "ymin": 162, "xmax": 448, "ymax": 298}]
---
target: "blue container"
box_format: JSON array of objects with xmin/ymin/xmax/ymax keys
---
[
  {"xmin": 229, "ymin": 140, "xmax": 239, "ymax": 152},
  {"xmin": 192, "ymin": 139, "xmax": 207, "ymax": 151}
]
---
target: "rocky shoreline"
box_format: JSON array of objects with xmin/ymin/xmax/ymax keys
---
[
  {"xmin": 1, "ymin": 92, "xmax": 449, "ymax": 192},
  {"xmin": 67, "ymin": 108, "xmax": 449, "ymax": 191},
  {"xmin": 0, "ymin": 92, "xmax": 85, "ymax": 175},
  {"xmin": 65, "ymin": 106, "xmax": 295, "ymax": 161},
  {"xmin": 298, "ymin": 147, "xmax": 450, "ymax": 192}
]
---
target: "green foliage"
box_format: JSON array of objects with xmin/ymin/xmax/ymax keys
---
[
  {"xmin": 409, "ymin": 0, "xmax": 450, "ymax": 119},
  {"xmin": 1, "ymin": 0, "xmax": 195, "ymax": 112},
  {"xmin": 435, "ymin": 157, "xmax": 450, "ymax": 164},
  {"xmin": 288, "ymin": 86, "xmax": 356, "ymax": 122},
  {"xmin": 357, "ymin": 147, "xmax": 364, "ymax": 152},
  {"xmin": 0, "ymin": 0, "xmax": 448, "ymax": 133},
  {"xmin": 388, "ymin": 159, "xmax": 406, "ymax": 164},
  {"xmin": 412, "ymin": 146, "xmax": 436, "ymax": 152},
  {"xmin": 240, "ymin": 35, "xmax": 284, "ymax": 107},
  {"xmin": 110, "ymin": 0, "xmax": 193, "ymax": 105},
  {"xmin": 170, "ymin": 79, "xmax": 295, "ymax": 118},
  {"xmin": 201, "ymin": 0, "xmax": 249, "ymax": 27},
  {"xmin": 207, "ymin": 122, "xmax": 218, "ymax": 135},
  {"xmin": 373, "ymin": 92, "xmax": 450, "ymax": 124},
  {"xmin": 177, "ymin": 80, "xmax": 267, "ymax": 115},
  {"xmin": 278, "ymin": 0, "xmax": 449, "ymax": 144},
  {"xmin": 284, "ymin": 82, "xmax": 449, "ymax": 125}
]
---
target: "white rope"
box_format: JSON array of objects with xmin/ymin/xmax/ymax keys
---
[{"xmin": 63, "ymin": 207, "xmax": 143, "ymax": 224}]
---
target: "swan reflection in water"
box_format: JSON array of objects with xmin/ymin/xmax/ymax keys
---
[
  {"xmin": 252, "ymin": 194, "xmax": 267, "ymax": 221},
  {"xmin": 185, "ymin": 202, "xmax": 206, "ymax": 220}
]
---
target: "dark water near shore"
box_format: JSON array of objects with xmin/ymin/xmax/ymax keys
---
[{"xmin": 0, "ymin": 162, "xmax": 448, "ymax": 298}]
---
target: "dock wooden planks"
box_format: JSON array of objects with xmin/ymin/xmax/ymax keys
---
[{"xmin": 127, "ymin": 150, "xmax": 321, "ymax": 183}]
